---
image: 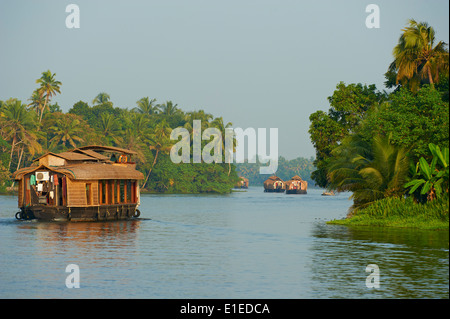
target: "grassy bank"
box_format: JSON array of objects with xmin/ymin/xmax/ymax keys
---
[{"xmin": 328, "ymin": 194, "xmax": 449, "ymax": 230}]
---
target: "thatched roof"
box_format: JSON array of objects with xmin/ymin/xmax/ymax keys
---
[
  {"xmin": 288, "ymin": 175, "xmax": 304, "ymax": 181},
  {"xmin": 264, "ymin": 176, "xmax": 283, "ymax": 183},
  {"xmin": 73, "ymin": 148, "xmax": 110, "ymax": 161},
  {"xmin": 33, "ymin": 151, "xmax": 96, "ymax": 162},
  {"xmin": 77, "ymin": 145, "xmax": 137, "ymax": 155},
  {"xmin": 33, "ymin": 145, "xmax": 136, "ymax": 164},
  {"xmin": 13, "ymin": 163, "xmax": 144, "ymax": 181}
]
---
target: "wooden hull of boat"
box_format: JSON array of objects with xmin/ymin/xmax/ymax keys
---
[
  {"xmin": 264, "ymin": 188, "xmax": 285, "ymax": 193},
  {"xmin": 286, "ymin": 189, "xmax": 307, "ymax": 194},
  {"xmin": 16, "ymin": 204, "xmax": 140, "ymax": 222}
]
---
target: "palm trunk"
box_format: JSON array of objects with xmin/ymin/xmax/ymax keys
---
[
  {"xmin": 143, "ymin": 150, "xmax": 159, "ymax": 189},
  {"xmin": 16, "ymin": 146, "xmax": 24, "ymax": 171},
  {"xmin": 11, "ymin": 146, "xmax": 24, "ymax": 189},
  {"xmin": 39, "ymin": 94, "xmax": 50, "ymax": 123},
  {"xmin": 8, "ymin": 136, "xmax": 17, "ymax": 170},
  {"xmin": 427, "ymin": 67, "xmax": 435, "ymax": 89}
]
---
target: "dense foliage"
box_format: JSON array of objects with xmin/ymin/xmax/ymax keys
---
[
  {"xmin": 308, "ymin": 83, "xmax": 388, "ymax": 188},
  {"xmin": 309, "ymin": 19, "xmax": 449, "ymax": 214},
  {"xmin": 404, "ymin": 143, "xmax": 449, "ymax": 203},
  {"xmin": 327, "ymin": 134, "xmax": 410, "ymax": 212},
  {"xmin": 0, "ymin": 73, "xmax": 240, "ymax": 194}
]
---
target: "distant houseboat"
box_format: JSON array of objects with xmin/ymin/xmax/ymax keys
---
[
  {"xmin": 235, "ymin": 177, "xmax": 249, "ymax": 189},
  {"xmin": 12, "ymin": 145, "xmax": 144, "ymax": 222},
  {"xmin": 285, "ymin": 175, "xmax": 308, "ymax": 194},
  {"xmin": 263, "ymin": 176, "xmax": 285, "ymax": 193}
]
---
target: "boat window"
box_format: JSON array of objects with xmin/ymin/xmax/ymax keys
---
[
  {"xmin": 86, "ymin": 183, "xmax": 92, "ymax": 206},
  {"xmin": 119, "ymin": 180, "xmax": 125, "ymax": 203},
  {"xmin": 108, "ymin": 180, "xmax": 114, "ymax": 204},
  {"xmin": 127, "ymin": 180, "xmax": 132, "ymax": 203},
  {"xmin": 99, "ymin": 180, "xmax": 106, "ymax": 205},
  {"xmin": 130, "ymin": 181, "xmax": 136, "ymax": 203}
]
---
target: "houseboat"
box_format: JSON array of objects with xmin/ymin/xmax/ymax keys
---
[
  {"xmin": 285, "ymin": 175, "xmax": 308, "ymax": 194},
  {"xmin": 12, "ymin": 145, "xmax": 144, "ymax": 221},
  {"xmin": 263, "ymin": 176, "xmax": 285, "ymax": 193},
  {"xmin": 235, "ymin": 176, "xmax": 249, "ymax": 189}
]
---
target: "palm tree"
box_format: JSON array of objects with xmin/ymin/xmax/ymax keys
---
[
  {"xmin": 328, "ymin": 133, "xmax": 410, "ymax": 213},
  {"xmin": 28, "ymin": 89, "xmax": 45, "ymax": 118},
  {"xmin": 120, "ymin": 113, "xmax": 150, "ymax": 163},
  {"xmin": 98, "ymin": 113, "xmax": 123, "ymax": 145},
  {"xmin": 135, "ymin": 97, "xmax": 159, "ymax": 115},
  {"xmin": 48, "ymin": 115, "xmax": 85, "ymax": 150},
  {"xmin": 143, "ymin": 121, "xmax": 173, "ymax": 188},
  {"xmin": 125, "ymin": 112, "xmax": 150, "ymax": 135},
  {"xmin": 159, "ymin": 101, "xmax": 181, "ymax": 116},
  {"xmin": 389, "ymin": 19, "xmax": 449, "ymax": 90},
  {"xmin": 36, "ymin": 70, "xmax": 62, "ymax": 122},
  {"xmin": 1, "ymin": 99, "xmax": 41, "ymax": 170},
  {"xmin": 92, "ymin": 92, "xmax": 111, "ymax": 106},
  {"xmin": 121, "ymin": 128, "xmax": 146, "ymax": 163},
  {"xmin": 183, "ymin": 110, "xmax": 213, "ymax": 149},
  {"xmin": 211, "ymin": 116, "xmax": 235, "ymax": 175}
]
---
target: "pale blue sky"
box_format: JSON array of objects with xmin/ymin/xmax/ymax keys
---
[{"xmin": 1, "ymin": 0, "xmax": 448, "ymax": 159}]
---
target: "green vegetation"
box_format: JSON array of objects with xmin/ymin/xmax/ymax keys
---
[
  {"xmin": 0, "ymin": 72, "xmax": 239, "ymax": 194},
  {"xmin": 310, "ymin": 19, "xmax": 449, "ymax": 229},
  {"xmin": 404, "ymin": 143, "xmax": 449, "ymax": 202},
  {"xmin": 385, "ymin": 19, "xmax": 449, "ymax": 92},
  {"xmin": 308, "ymin": 83, "xmax": 388, "ymax": 188},
  {"xmin": 327, "ymin": 134, "xmax": 410, "ymax": 212},
  {"xmin": 328, "ymin": 194, "xmax": 449, "ymax": 231}
]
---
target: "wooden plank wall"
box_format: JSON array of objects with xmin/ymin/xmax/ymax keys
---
[{"xmin": 66, "ymin": 178, "xmax": 99, "ymax": 207}]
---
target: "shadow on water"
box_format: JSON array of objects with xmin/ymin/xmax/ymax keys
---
[{"xmin": 309, "ymin": 223, "xmax": 449, "ymax": 298}]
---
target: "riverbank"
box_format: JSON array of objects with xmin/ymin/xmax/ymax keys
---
[{"xmin": 328, "ymin": 195, "xmax": 449, "ymax": 231}]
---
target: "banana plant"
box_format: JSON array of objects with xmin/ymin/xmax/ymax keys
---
[{"xmin": 404, "ymin": 143, "xmax": 449, "ymax": 201}]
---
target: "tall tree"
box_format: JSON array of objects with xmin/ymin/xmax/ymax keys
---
[
  {"xmin": 309, "ymin": 82, "xmax": 386, "ymax": 188},
  {"xmin": 98, "ymin": 113, "xmax": 123, "ymax": 145},
  {"xmin": 143, "ymin": 121, "xmax": 173, "ymax": 188},
  {"xmin": 387, "ymin": 19, "xmax": 449, "ymax": 91},
  {"xmin": 358, "ymin": 86, "xmax": 449, "ymax": 161},
  {"xmin": 0, "ymin": 99, "xmax": 41, "ymax": 170},
  {"xmin": 28, "ymin": 89, "xmax": 45, "ymax": 118},
  {"xmin": 135, "ymin": 97, "xmax": 159, "ymax": 115},
  {"xmin": 120, "ymin": 113, "xmax": 150, "ymax": 163},
  {"xmin": 48, "ymin": 114, "xmax": 85, "ymax": 150},
  {"xmin": 159, "ymin": 101, "xmax": 181, "ymax": 116},
  {"xmin": 211, "ymin": 116, "xmax": 235, "ymax": 176},
  {"xmin": 92, "ymin": 92, "xmax": 111, "ymax": 106},
  {"xmin": 36, "ymin": 70, "xmax": 62, "ymax": 122}
]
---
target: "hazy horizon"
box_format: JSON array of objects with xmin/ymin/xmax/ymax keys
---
[{"xmin": 1, "ymin": 0, "xmax": 448, "ymax": 159}]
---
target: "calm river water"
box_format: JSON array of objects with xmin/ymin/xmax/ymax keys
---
[{"xmin": 0, "ymin": 187, "xmax": 448, "ymax": 299}]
